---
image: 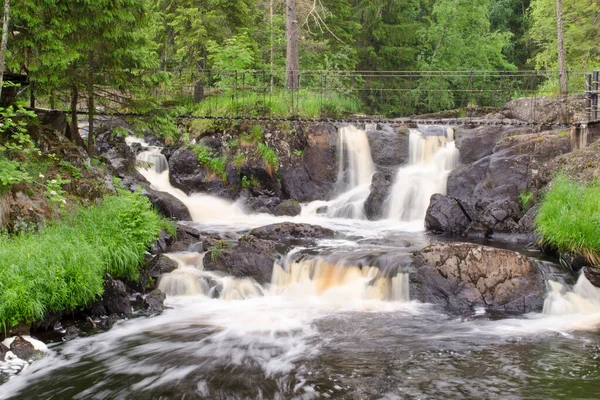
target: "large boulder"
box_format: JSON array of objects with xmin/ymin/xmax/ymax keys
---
[
  {"xmin": 425, "ymin": 194, "xmax": 476, "ymax": 235},
  {"xmin": 446, "ymin": 156, "xmax": 490, "ymax": 201},
  {"xmin": 203, "ymin": 235, "xmax": 280, "ymax": 285},
  {"xmin": 168, "ymin": 147, "xmax": 209, "ymax": 194},
  {"xmin": 366, "ymin": 125, "xmax": 409, "ymax": 167},
  {"xmin": 281, "ymin": 123, "xmax": 338, "ymax": 202},
  {"xmin": 273, "ymin": 199, "xmax": 301, "ymax": 216},
  {"xmin": 364, "ymin": 170, "xmax": 394, "ymax": 220},
  {"xmin": 250, "ymin": 222, "xmax": 335, "ymax": 241},
  {"xmin": 142, "ymin": 187, "xmax": 192, "ymax": 221},
  {"xmin": 144, "ymin": 289, "xmax": 166, "ymax": 315},
  {"xmin": 410, "ymin": 243, "xmax": 545, "ymax": 314},
  {"xmin": 455, "ymin": 126, "xmax": 528, "ymax": 165},
  {"xmin": 500, "ymin": 95, "xmax": 585, "ymax": 125},
  {"xmin": 89, "ymin": 275, "xmax": 131, "ymax": 317}
]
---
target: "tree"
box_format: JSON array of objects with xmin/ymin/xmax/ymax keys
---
[
  {"xmin": 556, "ymin": 0, "xmax": 567, "ymax": 94},
  {"xmin": 0, "ymin": 0, "xmax": 11, "ymax": 102},
  {"xmin": 286, "ymin": 0, "xmax": 299, "ymax": 89}
]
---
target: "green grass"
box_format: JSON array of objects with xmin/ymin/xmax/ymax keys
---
[
  {"xmin": 0, "ymin": 189, "xmax": 170, "ymax": 329},
  {"xmin": 257, "ymin": 143, "xmax": 278, "ymax": 175},
  {"xmin": 192, "ymin": 89, "xmax": 361, "ymax": 119},
  {"xmin": 189, "ymin": 144, "xmax": 227, "ymax": 180},
  {"xmin": 535, "ymin": 174, "xmax": 600, "ymax": 265}
]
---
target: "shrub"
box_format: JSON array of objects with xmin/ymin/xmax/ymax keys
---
[
  {"xmin": 536, "ymin": 174, "xmax": 600, "ymax": 265},
  {"xmin": 257, "ymin": 143, "xmax": 278, "ymax": 176},
  {"xmin": 0, "ymin": 189, "xmax": 170, "ymax": 329}
]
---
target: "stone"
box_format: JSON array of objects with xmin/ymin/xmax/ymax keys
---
[
  {"xmin": 89, "ymin": 275, "xmax": 131, "ymax": 317},
  {"xmin": 147, "ymin": 254, "xmax": 179, "ymax": 278},
  {"xmin": 168, "ymin": 147, "xmax": 209, "ymax": 194},
  {"xmin": 273, "ymin": 199, "xmax": 301, "ymax": 216},
  {"xmin": 9, "ymin": 337, "xmax": 35, "ymax": 361},
  {"xmin": 250, "ymin": 222, "xmax": 335, "ymax": 241},
  {"xmin": 366, "ymin": 126, "xmax": 409, "ymax": 167},
  {"xmin": 583, "ymin": 268, "xmax": 600, "ymax": 288},
  {"xmin": 63, "ymin": 326, "xmax": 80, "ymax": 342},
  {"xmin": 446, "ymin": 157, "xmax": 490, "ymax": 201},
  {"xmin": 245, "ymin": 195, "xmax": 281, "ymax": 214},
  {"xmin": 144, "ymin": 289, "xmax": 167, "ymax": 315},
  {"xmin": 410, "ymin": 242, "xmax": 545, "ymax": 314},
  {"xmin": 425, "ymin": 194, "xmax": 476, "ymax": 235},
  {"xmin": 364, "ymin": 170, "xmax": 394, "ymax": 220},
  {"xmin": 204, "ymin": 235, "xmax": 279, "ymax": 284},
  {"xmin": 141, "ymin": 186, "xmax": 192, "ymax": 221}
]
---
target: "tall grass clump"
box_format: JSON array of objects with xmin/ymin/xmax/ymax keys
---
[
  {"xmin": 536, "ymin": 174, "xmax": 600, "ymax": 265},
  {"xmin": 0, "ymin": 189, "xmax": 170, "ymax": 329}
]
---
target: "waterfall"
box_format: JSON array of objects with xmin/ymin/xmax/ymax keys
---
[
  {"xmin": 304, "ymin": 126, "xmax": 375, "ymax": 219},
  {"xmin": 384, "ymin": 128, "xmax": 459, "ymax": 223},
  {"xmin": 271, "ymin": 257, "xmax": 409, "ymax": 302},
  {"xmin": 158, "ymin": 252, "xmax": 265, "ymax": 300},
  {"xmin": 134, "ymin": 144, "xmax": 248, "ymax": 223}
]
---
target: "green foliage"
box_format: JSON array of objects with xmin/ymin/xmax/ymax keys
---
[
  {"xmin": 535, "ymin": 174, "xmax": 600, "ymax": 265},
  {"xmin": 519, "ymin": 190, "xmax": 533, "ymax": 211},
  {"xmin": 293, "ymin": 149, "xmax": 304, "ymax": 158},
  {"xmin": 257, "ymin": 143, "xmax": 278, "ymax": 176},
  {"xmin": 189, "ymin": 144, "xmax": 227, "ymax": 179},
  {"xmin": 59, "ymin": 160, "xmax": 83, "ymax": 180},
  {"xmin": 529, "ymin": 0, "xmax": 600, "ymax": 73},
  {"xmin": 233, "ymin": 152, "xmax": 246, "ymax": 168},
  {"xmin": 0, "ymin": 189, "xmax": 170, "ymax": 329},
  {"xmin": 241, "ymin": 175, "xmax": 259, "ymax": 189},
  {"xmin": 44, "ymin": 174, "xmax": 71, "ymax": 208}
]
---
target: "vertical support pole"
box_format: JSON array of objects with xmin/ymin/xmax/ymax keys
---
[
  {"xmin": 593, "ymin": 70, "xmax": 599, "ymax": 121},
  {"xmin": 586, "ymin": 73, "xmax": 592, "ymax": 121}
]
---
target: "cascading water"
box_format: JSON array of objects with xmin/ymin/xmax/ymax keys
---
[
  {"xmin": 304, "ymin": 125, "xmax": 375, "ymax": 219},
  {"xmin": 134, "ymin": 144, "xmax": 248, "ymax": 223},
  {"xmin": 385, "ymin": 127, "xmax": 459, "ymax": 224}
]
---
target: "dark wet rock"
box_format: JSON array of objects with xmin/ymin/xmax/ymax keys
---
[
  {"xmin": 144, "ymin": 289, "xmax": 166, "ymax": 315},
  {"xmin": 410, "ymin": 242, "xmax": 544, "ymax": 314},
  {"xmin": 366, "ymin": 126, "xmax": 409, "ymax": 167},
  {"xmin": 9, "ymin": 337, "xmax": 35, "ymax": 360},
  {"xmin": 90, "ymin": 275, "xmax": 131, "ymax": 317},
  {"xmin": 274, "ymin": 199, "xmax": 301, "ymax": 216},
  {"xmin": 30, "ymin": 311, "xmax": 64, "ymax": 332},
  {"xmin": 583, "ymin": 268, "xmax": 600, "ymax": 288},
  {"xmin": 95, "ymin": 132, "xmax": 136, "ymax": 178},
  {"xmin": 0, "ymin": 343, "xmax": 8, "ymax": 359},
  {"xmin": 150, "ymin": 229, "xmax": 174, "ymax": 255},
  {"xmin": 167, "ymin": 224, "xmax": 226, "ymax": 253},
  {"xmin": 245, "ymin": 195, "xmax": 281, "ymax": 214},
  {"xmin": 281, "ymin": 123, "xmax": 338, "ymax": 202},
  {"xmin": 147, "ymin": 254, "xmax": 178, "ymax": 277},
  {"xmin": 455, "ymin": 126, "xmax": 529, "ymax": 165},
  {"xmin": 240, "ymin": 165, "xmax": 281, "ymax": 198},
  {"xmin": 168, "ymin": 147, "xmax": 209, "ymax": 195},
  {"xmin": 364, "ymin": 170, "xmax": 394, "ymax": 220},
  {"xmin": 447, "ymin": 156, "xmax": 490, "ymax": 201},
  {"xmin": 425, "ymin": 194, "xmax": 476, "ymax": 235},
  {"xmin": 250, "ymin": 222, "xmax": 335, "ymax": 241},
  {"xmin": 560, "ymin": 254, "xmax": 590, "ymax": 273},
  {"xmin": 142, "ymin": 186, "xmax": 192, "ymax": 221},
  {"xmin": 63, "ymin": 326, "xmax": 80, "ymax": 342},
  {"xmin": 204, "ymin": 235, "xmax": 279, "ymax": 285}
]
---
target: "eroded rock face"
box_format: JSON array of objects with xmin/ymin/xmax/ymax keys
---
[
  {"xmin": 366, "ymin": 125, "xmax": 409, "ymax": 167},
  {"xmin": 281, "ymin": 123, "xmax": 338, "ymax": 202},
  {"xmin": 168, "ymin": 147, "xmax": 209, "ymax": 194},
  {"xmin": 425, "ymin": 194, "xmax": 476, "ymax": 235},
  {"xmin": 410, "ymin": 243, "xmax": 545, "ymax": 314},
  {"xmin": 250, "ymin": 222, "xmax": 335, "ymax": 241}
]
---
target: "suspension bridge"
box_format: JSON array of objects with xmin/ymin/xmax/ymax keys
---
[{"xmin": 28, "ymin": 69, "xmax": 600, "ymax": 129}]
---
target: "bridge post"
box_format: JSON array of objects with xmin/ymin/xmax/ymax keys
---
[
  {"xmin": 571, "ymin": 124, "xmax": 589, "ymax": 151},
  {"xmin": 593, "ymin": 70, "xmax": 599, "ymax": 120},
  {"xmin": 586, "ymin": 73, "xmax": 592, "ymax": 121}
]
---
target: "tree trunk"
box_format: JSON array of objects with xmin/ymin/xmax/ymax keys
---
[
  {"xmin": 87, "ymin": 51, "xmax": 95, "ymax": 154},
  {"xmin": 270, "ymin": 0, "xmax": 274, "ymax": 94},
  {"xmin": 0, "ymin": 0, "xmax": 11, "ymax": 103},
  {"xmin": 286, "ymin": 0, "xmax": 299, "ymax": 90},
  {"xmin": 556, "ymin": 0, "xmax": 567, "ymax": 95},
  {"xmin": 69, "ymin": 85, "xmax": 85, "ymax": 147}
]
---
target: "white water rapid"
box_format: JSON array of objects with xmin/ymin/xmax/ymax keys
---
[
  {"xmin": 385, "ymin": 127, "xmax": 459, "ymax": 224},
  {"xmin": 4, "ymin": 129, "xmax": 600, "ymax": 400}
]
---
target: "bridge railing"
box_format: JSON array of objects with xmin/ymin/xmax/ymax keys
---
[{"xmin": 28, "ymin": 69, "xmax": 595, "ymax": 123}]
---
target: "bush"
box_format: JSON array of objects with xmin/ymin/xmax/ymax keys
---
[
  {"xmin": 536, "ymin": 174, "xmax": 600, "ymax": 265},
  {"xmin": 0, "ymin": 189, "xmax": 170, "ymax": 329}
]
